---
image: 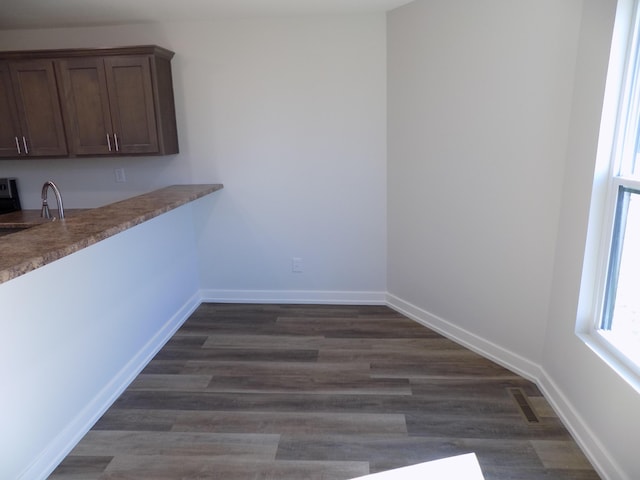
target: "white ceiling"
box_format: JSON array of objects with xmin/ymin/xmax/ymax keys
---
[{"xmin": 0, "ymin": 0, "xmax": 415, "ymax": 30}]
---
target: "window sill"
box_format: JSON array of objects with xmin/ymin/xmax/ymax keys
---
[{"xmin": 578, "ymin": 330, "xmax": 640, "ymax": 395}]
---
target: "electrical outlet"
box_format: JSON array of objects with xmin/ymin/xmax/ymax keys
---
[
  {"xmin": 114, "ymin": 168, "xmax": 127, "ymax": 183},
  {"xmin": 292, "ymin": 257, "xmax": 303, "ymax": 273}
]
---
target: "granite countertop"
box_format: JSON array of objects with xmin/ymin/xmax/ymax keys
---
[
  {"xmin": 0, "ymin": 184, "xmax": 223, "ymax": 285},
  {"xmin": 0, "ymin": 209, "xmax": 88, "ymax": 228}
]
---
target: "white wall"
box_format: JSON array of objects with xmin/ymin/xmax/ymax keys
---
[
  {"xmin": 387, "ymin": 0, "xmax": 640, "ymax": 479},
  {"xmin": 543, "ymin": 0, "xmax": 640, "ymax": 479},
  {"xmin": 387, "ymin": 0, "xmax": 581, "ymax": 364},
  {"xmin": 0, "ymin": 15, "xmax": 388, "ymax": 301}
]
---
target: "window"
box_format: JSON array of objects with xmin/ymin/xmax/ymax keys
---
[
  {"xmin": 592, "ymin": 0, "xmax": 640, "ymax": 375},
  {"xmin": 600, "ymin": 185, "xmax": 640, "ymax": 368}
]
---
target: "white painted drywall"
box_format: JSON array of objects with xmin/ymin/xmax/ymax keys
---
[
  {"xmin": 0, "ymin": 15, "xmax": 388, "ymax": 300},
  {"xmin": 387, "ymin": 0, "xmax": 581, "ymax": 363},
  {"xmin": 0, "ymin": 201, "xmax": 205, "ymax": 479},
  {"xmin": 543, "ymin": 0, "xmax": 640, "ymax": 479},
  {"xmin": 387, "ymin": 0, "xmax": 640, "ymax": 478}
]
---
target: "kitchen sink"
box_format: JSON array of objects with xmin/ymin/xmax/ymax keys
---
[{"xmin": 0, "ymin": 226, "xmax": 31, "ymax": 237}]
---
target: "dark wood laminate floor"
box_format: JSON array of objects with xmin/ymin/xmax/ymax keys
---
[{"xmin": 49, "ymin": 304, "xmax": 601, "ymax": 479}]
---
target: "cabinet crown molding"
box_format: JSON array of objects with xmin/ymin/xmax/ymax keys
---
[{"xmin": 0, "ymin": 45, "xmax": 174, "ymax": 61}]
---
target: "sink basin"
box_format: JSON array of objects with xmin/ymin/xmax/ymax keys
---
[{"xmin": 0, "ymin": 226, "xmax": 31, "ymax": 237}]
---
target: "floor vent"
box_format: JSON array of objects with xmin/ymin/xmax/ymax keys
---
[{"xmin": 507, "ymin": 388, "xmax": 540, "ymax": 423}]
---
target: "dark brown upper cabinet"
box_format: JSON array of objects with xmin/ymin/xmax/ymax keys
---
[
  {"xmin": 0, "ymin": 45, "xmax": 178, "ymax": 159},
  {"xmin": 0, "ymin": 59, "xmax": 68, "ymax": 158},
  {"xmin": 57, "ymin": 47, "xmax": 178, "ymax": 156}
]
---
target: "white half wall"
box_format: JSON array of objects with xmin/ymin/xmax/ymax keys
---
[
  {"xmin": 0, "ymin": 201, "xmax": 204, "ymax": 480},
  {"xmin": 0, "ymin": 15, "xmax": 388, "ymax": 298}
]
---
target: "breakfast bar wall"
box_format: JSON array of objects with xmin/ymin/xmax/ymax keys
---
[{"xmin": 0, "ymin": 197, "xmax": 210, "ymax": 479}]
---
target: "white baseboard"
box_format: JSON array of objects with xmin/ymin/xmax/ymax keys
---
[
  {"xmin": 386, "ymin": 293, "xmax": 623, "ymax": 480},
  {"xmin": 385, "ymin": 293, "xmax": 542, "ymax": 381},
  {"xmin": 200, "ymin": 289, "xmax": 387, "ymax": 305},
  {"xmin": 26, "ymin": 290, "xmax": 625, "ymax": 480},
  {"xmin": 536, "ymin": 370, "xmax": 628, "ymax": 480},
  {"xmin": 25, "ymin": 292, "xmax": 202, "ymax": 480}
]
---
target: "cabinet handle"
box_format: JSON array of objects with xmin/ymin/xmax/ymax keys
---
[
  {"xmin": 22, "ymin": 137, "xmax": 28, "ymax": 154},
  {"xmin": 106, "ymin": 134, "xmax": 112, "ymax": 152},
  {"xmin": 14, "ymin": 137, "xmax": 21, "ymax": 154},
  {"xmin": 114, "ymin": 133, "xmax": 119, "ymax": 152}
]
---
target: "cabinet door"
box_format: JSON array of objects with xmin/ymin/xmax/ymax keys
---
[
  {"xmin": 104, "ymin": 56, "xmax": 159, "ymax": 154},
  {"xmin": 57, "ymin": 57, "xmax": 114, "ymax": 155},
  {"xmin": 0, "ymin": 62, "xmax": 22, "ymax": 157},
  {"xmin": 9, "ymin": 59, "xmax": 68, "ymax": 156}
]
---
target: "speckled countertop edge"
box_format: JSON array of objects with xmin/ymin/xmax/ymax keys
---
[{"xmin": 0, "ymin": 184, "xmax": 223, "ymax": 285}]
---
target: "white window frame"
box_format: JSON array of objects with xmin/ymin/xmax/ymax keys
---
[{"xmin": 579, "ymin": 0, "xmax": 640, "ymax": 390}]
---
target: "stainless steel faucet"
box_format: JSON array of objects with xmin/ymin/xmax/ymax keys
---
[{"xmin": 41, "ymin": 181, "xmax": 65, "ymax": 220}]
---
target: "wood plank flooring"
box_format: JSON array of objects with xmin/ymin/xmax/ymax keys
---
[{"xmin": 49, "ymin": 304, "xmax": 601, "ymax": 480}]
